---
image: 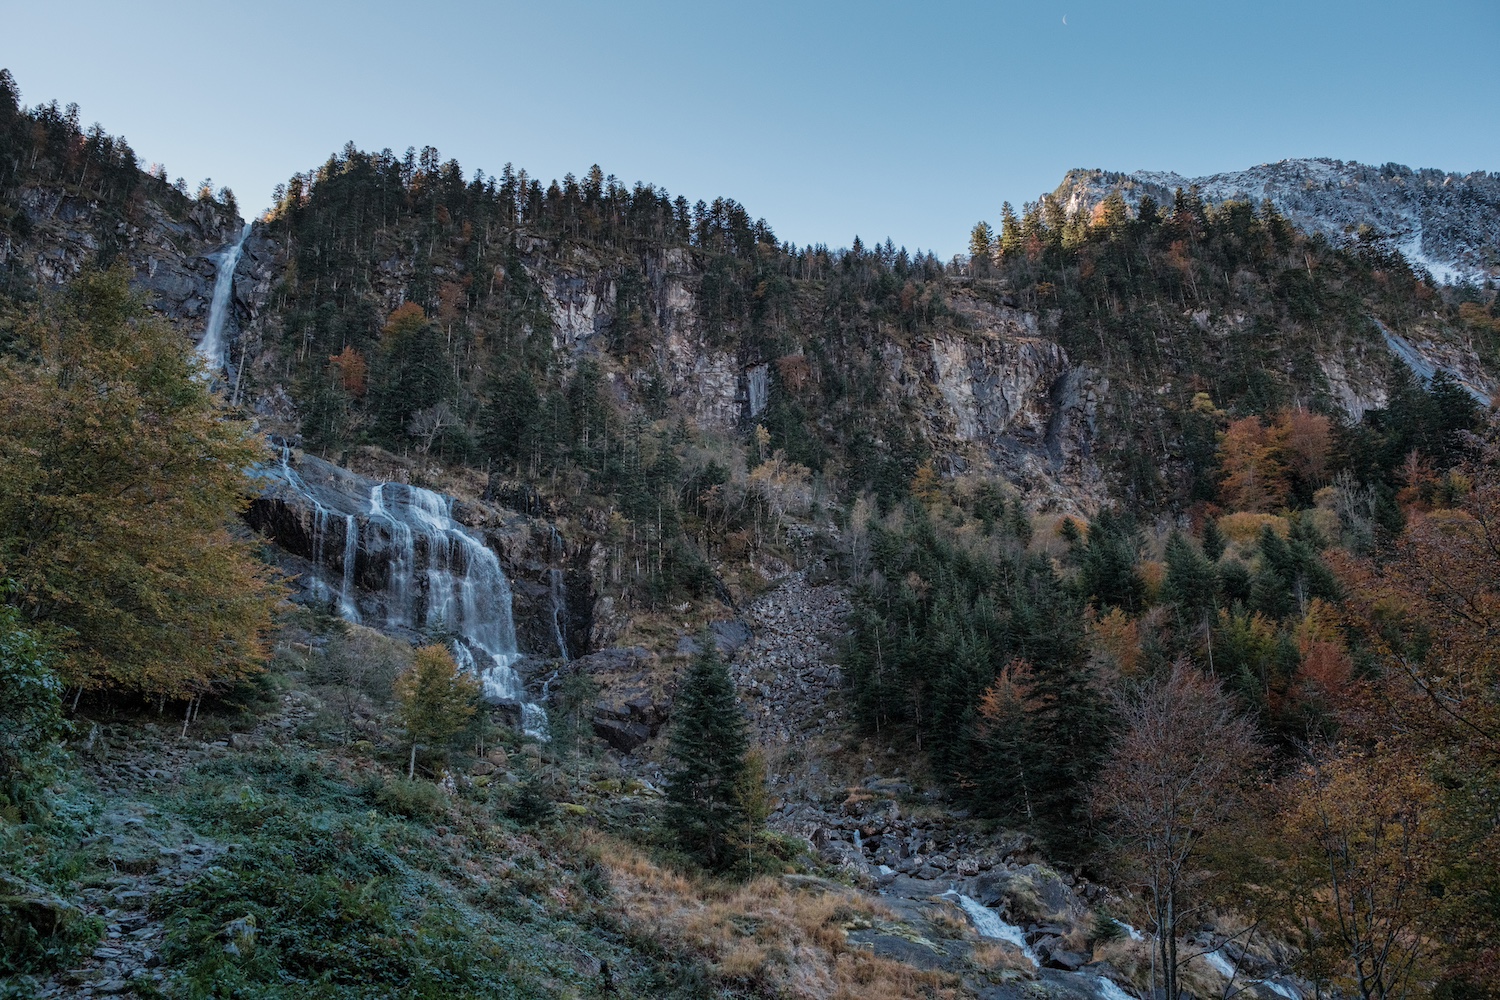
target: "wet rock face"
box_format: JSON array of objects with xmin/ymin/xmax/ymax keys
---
[{"xmin": 242, "ymin": 449, "xmax": 576, "ymax": 666}]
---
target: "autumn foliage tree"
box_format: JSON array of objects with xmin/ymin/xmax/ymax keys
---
[
  {"xmin": 1278, "ymin": 745, "xmax": 1442, "ymax": 1000},
  {"xmin": 1217, "ymin": 408, "xmax": 1334, "ymax": 512},
  {"xmin": 0, "ymin": 269, "xmax": 281, "ymax": 699},
  {"xmin": 1317, "ymin": 442, "xmax": 1500, "ymax": 993},
  {"xmin": 393, "ymin": 644, "xmax": 480, "ymax": 779}
]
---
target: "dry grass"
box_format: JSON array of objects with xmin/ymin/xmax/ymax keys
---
[
  {"xmin": 926, "ymin": 901, "xmax": 971, "ymax": 940},
  {"xmin": 1218, "ymin": 510, "xmax": 1289, "ymax": 544},
  {"xmin": 588, "ymin": 831, "xmax": 961, "ymax": 999},
  {"xmin": 971, "ymin": 940, "xmax": 1038, "ymax": 975},
  {"xmin": 1093, "ymin": 936, "xmax": 1154, "ymax": 994}
]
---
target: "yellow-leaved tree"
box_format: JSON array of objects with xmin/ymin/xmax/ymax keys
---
[
  {"xmin": 393, "ymin": 644, "xmax": 479, "ymax": 779},
  {"xmin": 0, "ymin": 269, "xmax": 281, "ymax": 700}
]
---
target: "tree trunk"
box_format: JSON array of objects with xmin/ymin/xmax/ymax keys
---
[{"xmin": 408, "ymin": 742, "xmax": 418, "ymax": 780}]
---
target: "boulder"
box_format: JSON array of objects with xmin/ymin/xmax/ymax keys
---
[
  {"xmin": 967, "ymin": 863, "xmax": 1081, "ymax": 922},
  {"xmin": 594, "ymin": 718, "xmax": 653, "ymax": 753}
]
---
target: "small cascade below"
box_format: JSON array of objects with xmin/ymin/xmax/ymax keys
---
[
  {"xmin": 943, "ymin": 891, "xmax": 1039, "ymax": 967},
  {"xmin": 1095, "ymin": 977, "xmax": 1137, "ymax": 1000},
  {"xmin": 253, "ymin": 448, "xmax": 548, "ymax": 738},
  {"xmin": 1203, "ymin": 949, "xmax": 1237, "ymax": 979},
  {"xmin": 1202, "ymin": 947, "xmax": 1301, "ymax": 999},
  {"xmin": 196, "ymin": 220, "xmax": 252, "ymax": 373}
]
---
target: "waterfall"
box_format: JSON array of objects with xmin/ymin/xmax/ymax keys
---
[
  {"xmin": 196, "ymin": 220, "xmax": 252, "ymax": 372},
  {"xmin": 362, "ymin": 481, "xmax": 546, "ymax": 737},
  {"xmin": 1203, "ymin": 949, "xmax": 1237, "ymax": 979},
  {"xmin": 259, "ymin": 450, "xmax": 547, "ymax": 738},
  {"xmin": 339, "ymin": 514, "xmax": 360, "ymax": 622},
  {"xmin": 942, "ymin": 891, "xmax": 1039, "ymax": 967},
  {"xmin": 548, "ymin": 570, "xmax": 570, "ymax": 662}
]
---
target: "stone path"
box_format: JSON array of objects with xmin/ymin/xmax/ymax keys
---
[{"xmin": 30, "ymin": 692, "xmax": 317, "ymax": 998}]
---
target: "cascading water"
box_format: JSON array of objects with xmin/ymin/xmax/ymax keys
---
[
  {"xmin": 196, "ymin": 220, "xmax": 252, "ymax": 373},
  {"xmin": 942, "ymin": 890, "xmax": 1039, "ymax": 967},
  {"xmin": 1201, "ymin": 946, "xmax": 1301, "ymax": 999},
  {"xmin": 361, "ymin": 481, "xmax": 547, "ymax": 737},
  {"xmin": 257, "ymin": 449, "xmax": 547, "ymax": 737},
  {"xmin": 1203, "ymin": 949, "xmax": 1237, "ymax": 979}
]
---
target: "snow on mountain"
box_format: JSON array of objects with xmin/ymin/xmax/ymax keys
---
[{"xmin": 1052, "ymin": 159, "xmax": 1500, "ymax": 284}]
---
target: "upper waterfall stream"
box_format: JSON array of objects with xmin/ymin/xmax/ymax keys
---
[{"xmin": 196, "ymin": 220, "xmax": 252, "ymax": 373}]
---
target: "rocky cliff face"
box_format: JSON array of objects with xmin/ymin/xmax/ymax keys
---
[
  {"xmin": 244, "ymin": 448, "xmax": 588, "ymax": 669},
  {"xmin": 1, "ymin": 183, "xmax": 245, "ymax": 330},
  {"xmin": 1053, "ymin": 158, "xmax": 1500, "ymax": 283},
  {"xmin": 227, "ymin": 230, "xmax": 1106, "ymax": 508}
]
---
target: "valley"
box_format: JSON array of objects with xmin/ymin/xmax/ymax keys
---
[{"xmin": 2, "ymin": 64, "xmax": 1499, "ymax": 1000}]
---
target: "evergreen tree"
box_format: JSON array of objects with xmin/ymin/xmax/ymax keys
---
[
  {"xmin": 968, "ymin": 221, "xmax": 995, "ymax": 266},
  {"xmin": 1427, "ymin": 369, "xmax": 1480, "ymax": 465},
  {"xmin": 1068, "ymin": 509, "xmax": 1145, "ymax": 612},
  {"xmin": 480, "ymin": 365, "xmax": 540, "ymax": 473},
  {"xmin": 664, "ymin": 637, "xmax": 754, "ymax": 871},
  {"xmin": 370, "ymin": 304, "xmax": 455, "ymax": 444},
  {"xmin": 1162, "ymin": 530, "xmax": 1217, "ymax": 626},
  {"xmin": 1201, "ymin": 517, "xmax": 1228, "ymax": 562},
  {"xmin": 508, "ymin": 756, "xmax": 554, "ymax": 826}
]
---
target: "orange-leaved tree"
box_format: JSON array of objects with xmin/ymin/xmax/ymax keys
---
[
  {"xmin": 1279, "ymin": 744, "xmax": 1442, "ymax": 1000},
  {"xmin": 0, "ymin": 269, "xmax": 281, "ymax": 699},
  {"xmin": 1305, "ymin": 439, "xmax": 1500, "ymax": 996}
]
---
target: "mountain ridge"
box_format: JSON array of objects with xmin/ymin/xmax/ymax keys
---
[{"xmin": 1049, "ymin": 157, "xmax": 1500, "ymax": 284}]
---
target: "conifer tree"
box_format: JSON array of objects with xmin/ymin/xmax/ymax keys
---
[
  {"xmin": 508, "ymin": 756, "xmax": 554, "ymax": 826},
  {"xmin": 664, "ymin": 637, "xmax": 754, "ymax": 871},
  {"xmin": 1201, "ymin": 517, "xmax": 1228, "ymax": 562},
  {"xmin": 1162, "ymin": 530, "xmax": 1217, "ymax": 626},
  {"xmin": 968, "ymin": 221, "xmax": 995, "ymax": 266}
]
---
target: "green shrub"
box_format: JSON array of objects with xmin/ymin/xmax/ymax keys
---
[
  {"xmin": 366, "ymin": 775, "xmax": 448, "ymax": 820},
  {"xmin": 0, "ymin": 873, "xmax": 102, "ymax": 976},
  {"xmin": 0, "ymin": 601, "xmax": 66, "ymax": 815}
]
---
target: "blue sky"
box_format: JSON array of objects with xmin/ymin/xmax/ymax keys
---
[{"xmin": 3, "ymin": 0, "xmax": 1496, "ymax": 257}]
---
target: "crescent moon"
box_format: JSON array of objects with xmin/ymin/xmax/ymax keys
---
[{"xmin": 1062, "ymin": 14, "xmax": 1068, "ymax": 25}]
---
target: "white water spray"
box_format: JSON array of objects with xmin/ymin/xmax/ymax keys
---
[
  {"xmin": 1096, "ymin": 977, "xmax": 1137, "ymax": 1000},
  {"xmin": 942, "ymin": 891, "xmax": 1039, "ymax": 967},
  {"xmin": 196, "ymin": 221, "xmax": 252, "ymax": 372},
  {"xmin": 363, "ymin": 481, "xmax": 546, "ymax": 736}
]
